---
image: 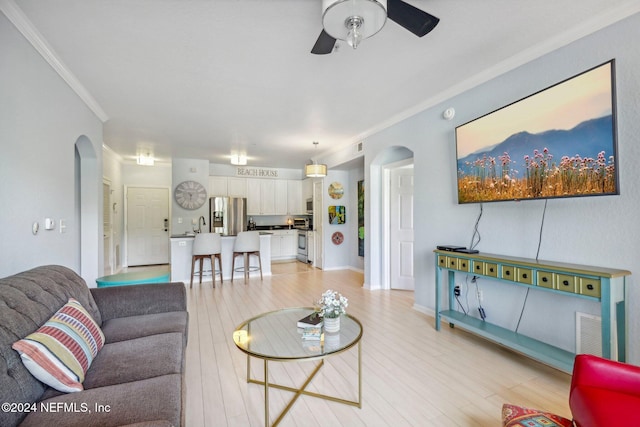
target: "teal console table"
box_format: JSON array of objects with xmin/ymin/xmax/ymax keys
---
[{"xmin": 434, "ymin": 250, "xmax": 630, "ymax": 373}]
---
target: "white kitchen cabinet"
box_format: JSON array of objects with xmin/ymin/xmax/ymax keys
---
[
  {"xmin": 269, "ymin": 229, "xmax": 297, "ymax": 260},
  {"xmin": 247, "ymin": 179, "xmax": 287, "ymax": 215},
  {"xmin": 227, "ymin": 177, "xmax": 247, "ymax": 197},
  {"xmin": 261, "ymin": 180, "xmax": 277, "ymax": 214},
  {"xmin": 209, "ymin": 176, "xmax": 247, "ymax": 198},
  {"xmin": 209, "ymin": 176, "xmax": 227, "ymax": 197},
  {"xmin": 274, "ymin": 180, "xmax": 288, "ymax": 215},
  {"xmin": 287, "ymin": 180, "xmax": 303, "ymax": 215},
  {"xmin": 247, "ymin": 179, "xmax": 262, "ymax": 214},
  {"xmin": 307, "ymin": 231, "xmax": 315, "ymax": 266}
]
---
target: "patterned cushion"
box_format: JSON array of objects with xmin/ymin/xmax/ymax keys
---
[
  {"xmin": 502, "ymin": 403, "xmax": 574, "ymax": 427},
  {"xmin": 12, "ymin": 298, "xmax": 105, "ymax": 392}
]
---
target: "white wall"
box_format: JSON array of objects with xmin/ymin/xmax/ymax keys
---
[
  {"xmin": 0, "ymin": 14, "xmax": 103, "ymax": 282},
  {"xmin": 320, "ymin": 170, "xmax": 351, "ymax": 270},
  {"xmin": 349, "ymin": 14, "xmax": 640, "ymax": 363}
]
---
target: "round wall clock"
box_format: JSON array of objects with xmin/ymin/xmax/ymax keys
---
[
  {"xmin": 331, "ymin": 231, "xmax": 344, "ymax": 245},
  {"xmin": 174, "ymin": 180, "xmax": 207, "ymax": 210}
]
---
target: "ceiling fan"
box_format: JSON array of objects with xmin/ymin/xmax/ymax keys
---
[{"xmin": 311, "ymin": 0, "xmax": 439, "ymax": 55}]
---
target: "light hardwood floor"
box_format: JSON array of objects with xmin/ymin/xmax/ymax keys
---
[{"xmin": 184, "ymin": 262, "xmax": 571, "ymax": 426}]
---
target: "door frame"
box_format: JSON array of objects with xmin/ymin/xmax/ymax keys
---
[
  {"xmin": 103, "ymin": 178, "xmax": 113, "ymax": 275},
  {"xmin": 313, "ymin": 179, "xmax": 324, "ymax": 269},
  {"xmin": 123, "ymin": 185, "xmax": 171, "ymax": 268},
  {"xmin": 382, "ymin": 158, "xmax": 414, "ymax": 290}
]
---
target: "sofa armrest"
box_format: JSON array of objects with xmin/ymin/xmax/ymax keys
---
[
  {"xmin": 571, "ymin": 354, "xmax": 640, "ymax": 397},
  {"xmin": 90, "ymin": 282, "xmax": 186, "ymax": 323}
]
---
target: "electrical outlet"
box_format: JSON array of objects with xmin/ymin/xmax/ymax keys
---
[{"xmin": 454, "ymin": 285, "xmax": 461, "ymax": 297}]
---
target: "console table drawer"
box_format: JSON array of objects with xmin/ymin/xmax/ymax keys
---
[
  {"xmin": 437, "ymin": 255, "xmax": 447, "ymax": 268},
  {"xmin": 537, "ymin": 271, "xmax": 555, "ymax": 289},
  {"xmin": 557, "ymin": 274, "xmax": 577, "ymax": 293},
  {"xmin": 501, "ymin": 265, "xmax": 516, "ymax": 281},
  {"xmin": 472, "ymin": 261, "xmax": 485, "ymax": 275},
  {"xmin": 484, "ymin": 262, "xmax": 498, "ymax": 277},
  {"xmin": 580, "ymin": 277, "xmax": 601, "ymax": 298},
  {"xmin": 444, "ymin": 256, "xmax": 471, "ymax": 272},
  {"xmin": 517, "ymin": 268, "xmax": 534, "ymax": 285},
  {"xmin": 457, "ymin": 258, "xmax": 471, "ymax": 272}
]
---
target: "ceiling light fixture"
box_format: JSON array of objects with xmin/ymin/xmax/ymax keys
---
[
  {"xmin": 322, "ymin": 0, "xmax": 387, "ymax": 49},
  {"xmin": 136, "ymin": 153, "xmax": 154, "ymax": 166},
  {"xmin": 305, "ymin": 142, "xmax": 328, "ymax": 178},
  {"xmin": 230, "ymin": 152, "xmax": 247, "ymax": 166}
]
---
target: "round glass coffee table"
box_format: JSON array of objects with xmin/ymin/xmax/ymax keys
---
[{"xmin": 233, "ymin": 307, "xmax": 363, "ymax": 427}]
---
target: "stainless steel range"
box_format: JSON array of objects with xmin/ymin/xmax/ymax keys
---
[{"xmin": 293, "ymin": 218, "xmax": 311, "ymax": 263}]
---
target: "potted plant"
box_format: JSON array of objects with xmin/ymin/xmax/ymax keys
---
[{"xmin": 317, "ymin": 290, "xmax": 348, "ymax": 333}]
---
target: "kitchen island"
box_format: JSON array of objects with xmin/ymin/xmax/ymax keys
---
[{"xmin": 169, "ymin": 233, "xmax": 272, "ymax": 283}]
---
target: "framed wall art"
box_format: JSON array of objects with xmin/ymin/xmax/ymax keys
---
[{"xmin": 328, "ymin": 205, "xmax": 345, "ymax": 225}]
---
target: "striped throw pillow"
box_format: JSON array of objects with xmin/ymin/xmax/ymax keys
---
[{"xmin": 12, "ymin": 298, "xmax": 105, "ymax": 392}]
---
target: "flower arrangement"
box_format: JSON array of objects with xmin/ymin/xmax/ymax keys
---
[{"xmin": 317, "ymin": 290, "xmax": 348, "ymax": 319}]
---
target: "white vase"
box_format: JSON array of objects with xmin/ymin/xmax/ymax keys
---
[{"xmin": 323, "ymin": 316, "xmax": 340, "ymax": 333}]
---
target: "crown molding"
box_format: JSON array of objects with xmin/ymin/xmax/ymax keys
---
[
  {"xmin": 0, "ymin": 0, "xmax": 108, "ymax": 122},
  {"xmin": 352, "ymin": 2, "xmax": 640, "ymax": 144}
]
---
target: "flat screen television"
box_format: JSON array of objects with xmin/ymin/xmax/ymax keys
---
[{"xmin": 455, "ymin": 60, "xmax": 619, "ymax": 204}]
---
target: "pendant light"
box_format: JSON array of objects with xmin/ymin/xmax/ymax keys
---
[{"xmin": 305, "ymin": 142, "xmax": 328, "ymax": 177}]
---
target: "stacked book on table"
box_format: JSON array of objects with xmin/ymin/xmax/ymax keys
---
[{"xmin": 298, "ymin": 313, "xmax": 323, "ymax": 340}]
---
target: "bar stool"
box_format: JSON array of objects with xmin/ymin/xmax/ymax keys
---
[
  {"xmin": 190, "ymin": 232, "xmax": 223, "ymax": 288},
  {"xmin": 231, "ymin": 231, "xmax": 262, "ymax": 283}
]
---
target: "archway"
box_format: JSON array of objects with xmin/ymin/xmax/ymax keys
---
[
  {"xmin": 365, "ymin": 146, "xmax": 414, "ymax": 290},
  {"xmin": 75, "ymin": 135, "xmax": 102, "ymax": 287}
]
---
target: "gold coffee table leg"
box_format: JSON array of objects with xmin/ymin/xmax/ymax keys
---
[{"xmin": 264, "ymin": 359, "xmax": 269, "ymax": 427}]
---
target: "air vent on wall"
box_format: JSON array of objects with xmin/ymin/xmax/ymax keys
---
[
  {"xmin": 576, "ymin": 312, "xmax": 602, "ymax": 357},
  {"xmin": 356, "ymin": 141, "xmax": 364, "ymax": 153}
]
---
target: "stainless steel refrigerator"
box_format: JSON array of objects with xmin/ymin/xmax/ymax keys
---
[{"xmin": 209, "ymin": 197, "xmax": 247, "ymax": 236}]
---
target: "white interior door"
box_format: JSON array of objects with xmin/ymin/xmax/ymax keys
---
[
  {"xmin": 126, "ymin": 187, "xmax": 169, "ymax": 266},
  {"xmin": 390, "ymin": 165, "xmax": 414, "ymax": 290},
  {"xmin": 313, "ymin": 180, "xmax": 323, "ymax": 269}
]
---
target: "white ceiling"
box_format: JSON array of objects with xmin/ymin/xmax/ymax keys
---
[{"xmin": 8, "ymin": 0, "xmax": 640, "ymax": 168}]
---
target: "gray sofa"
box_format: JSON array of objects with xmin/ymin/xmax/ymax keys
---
[{"xmin": 0, "ymin": 265, "xmax": 188, "ymax": 427}]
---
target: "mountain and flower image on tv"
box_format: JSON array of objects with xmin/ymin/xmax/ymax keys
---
[
  {"xmin": 455, "ymin": 60, "xmax": 618, "ymax": 204},
  {"xmin": 457, "ymin": 116, "xmax": 617, "ymax": 203}
]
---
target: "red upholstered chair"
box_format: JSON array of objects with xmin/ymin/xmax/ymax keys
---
[{"xmin": 570, "ymin": 354, "xmax": 640, "ymax": 427}]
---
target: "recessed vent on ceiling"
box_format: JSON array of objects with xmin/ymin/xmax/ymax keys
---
[
  {"xmin": 576, "ymin": 312, "xmax": 602, "ymax": 357},
  {"xmin": 356, "ymin": 141, "xmax": 363, "ymax": 153}
]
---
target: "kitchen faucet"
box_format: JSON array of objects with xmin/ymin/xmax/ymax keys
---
[{"xmin": 196, "ymin": 216, "xmax": 206, "ymax": 233}]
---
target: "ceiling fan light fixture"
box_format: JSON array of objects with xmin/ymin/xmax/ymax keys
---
[
  {"xmin": 345, "ymin": 16, "xmax": 364, "ymax": 49},
  {"xmin": 322, "ymin": 0, "xmax": 387, "ymax": 47}
]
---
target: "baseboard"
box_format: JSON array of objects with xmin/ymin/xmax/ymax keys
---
[
  {"xmin": 413, "ymin": 303, "xmax": 435, "ymax": 319},
  {"xmin": 320, "ymin": 266, "xmax": 350, "ymax": 271}
]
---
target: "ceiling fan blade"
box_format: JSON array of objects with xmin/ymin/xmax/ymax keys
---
[
  {"xmin": 387, "ymin": 0, "xmax": 440, "ymax": 37},
  {"xmin": 311, "ymin": 29, "xmax": 336, "ymax": 55}
]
